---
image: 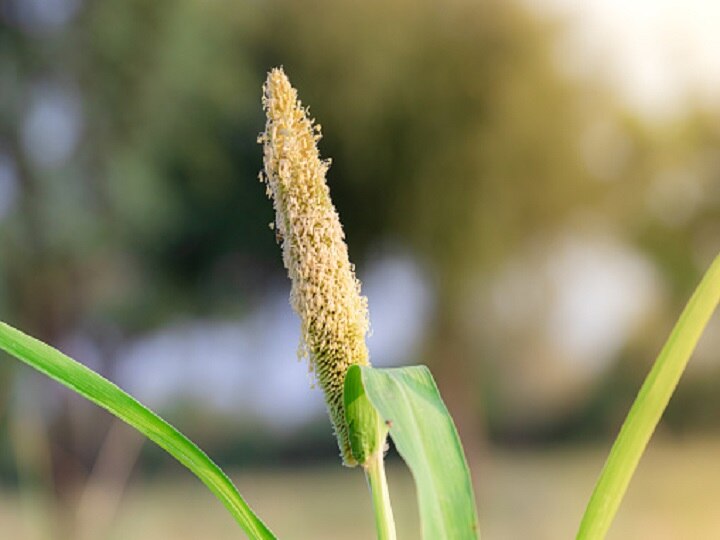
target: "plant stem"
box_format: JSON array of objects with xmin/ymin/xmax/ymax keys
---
[{"xmin": 365, "ymin": 446, "xmax": 397, "ymax": 540}]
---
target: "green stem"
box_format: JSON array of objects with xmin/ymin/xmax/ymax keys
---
[{"xmin": 364, "ymin": 446, "xmax": 397, "ymax": 540}]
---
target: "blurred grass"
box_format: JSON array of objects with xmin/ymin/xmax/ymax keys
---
[{"xmin": 3, "ymin": 436, "xmax": 720, "ymax": 539}]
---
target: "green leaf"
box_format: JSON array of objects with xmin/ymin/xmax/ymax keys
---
[
  {"xmin": 344, "ymin": 362, "xmax": 384, "ymax": 465},
  {"xmin": 578, "ymin": 252, "xmax": 720, "ymax": 540},
  {"xmin": 354, "ymin": 365, "xmax": 480, "ymax": 539},
  {"xmin": 0, "ymin": 321, "xmax": 276, "ymax": 540}
]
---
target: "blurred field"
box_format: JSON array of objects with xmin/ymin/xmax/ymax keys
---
[{"xmin": 2, "ymin": 436, "xmax": 720, "ymax": 539}]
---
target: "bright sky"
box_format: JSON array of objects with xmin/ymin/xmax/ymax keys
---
[{"xmin": 530, "ymin": 0, "xmax": 720, "ymax": 118}]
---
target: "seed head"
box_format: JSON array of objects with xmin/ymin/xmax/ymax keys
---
[{"xmin": 259, "ymin": 68, "xmax": 370, "ymax": 466}]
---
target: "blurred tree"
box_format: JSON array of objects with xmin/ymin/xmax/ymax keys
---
[
  {"xmin": 1, "ymin": 0, "xmax": 719, "ymax": 531},
  {"xmin": 1, "ymin": 1, "xmax": 272, "ymax": 536}
]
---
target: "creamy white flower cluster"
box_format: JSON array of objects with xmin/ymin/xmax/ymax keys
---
[{"xmin": 259, "ymin": 68, "xmax": 370, "ymax": 466}]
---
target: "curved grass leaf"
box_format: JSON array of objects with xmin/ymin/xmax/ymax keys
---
[
  {"xmin": 353, "ymin": 365, "xmax": 479, "ymax": 539},
  {"xmin": 0, "ymin": 321, "xmax": 276, "ymax": 540},
  {"xmin": 578, "ymin": 252, "xmax": 720, "ymax": 539}
]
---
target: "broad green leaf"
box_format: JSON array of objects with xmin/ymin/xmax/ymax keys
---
[
  {"xmin": 354, "ymin": 365, "xmax": 479, "ymax": 539},
  {"xmin": 0, "ymin": 321, "xmax": 276, "ymax": 540},
  {"xmin": 578, "ymin": 252, "xmax": 720, "ymax": 539}
]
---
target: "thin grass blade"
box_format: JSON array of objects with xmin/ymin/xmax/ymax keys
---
[
  {"xmin": 0, "ymin": 321, "xmax": 276, "ymax": 540},
  {"xmin": 577, "ymin": 253, "xmax": 720, "ymax": 539}
]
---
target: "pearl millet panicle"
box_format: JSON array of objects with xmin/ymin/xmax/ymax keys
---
[{"xmin": 259, "ymin": 68, "xmax": 370, "ymax": 466}]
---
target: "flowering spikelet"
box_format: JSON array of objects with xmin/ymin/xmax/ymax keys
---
[{"xmin": 258, "ymin": 68, "xmax": 370, "ymax": 466}]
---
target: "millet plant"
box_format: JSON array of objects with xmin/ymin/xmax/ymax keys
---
[{"xmin": 1, "ymin": 68, "xmax": 719, "ymax": 539}]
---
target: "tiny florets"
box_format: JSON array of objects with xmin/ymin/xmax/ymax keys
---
[{"xmin": 259, "ymin": 68, "xmax": 370, "ymax": 466}]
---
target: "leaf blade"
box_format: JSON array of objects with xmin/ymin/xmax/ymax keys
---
[
  {"xmin": 577, "ymin": 252, "xmax": 720, "ymax": 539},
  {"xmin": 359, "ymin": 365, "xmax": 479, "ymax": 539},
  {"xmin": 344, "ymin": 363, "xmax": 384, "ymax": 465},
  {"xmin": 0, "ymin": 321, "xmax": 276, "ymax": 540}
]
